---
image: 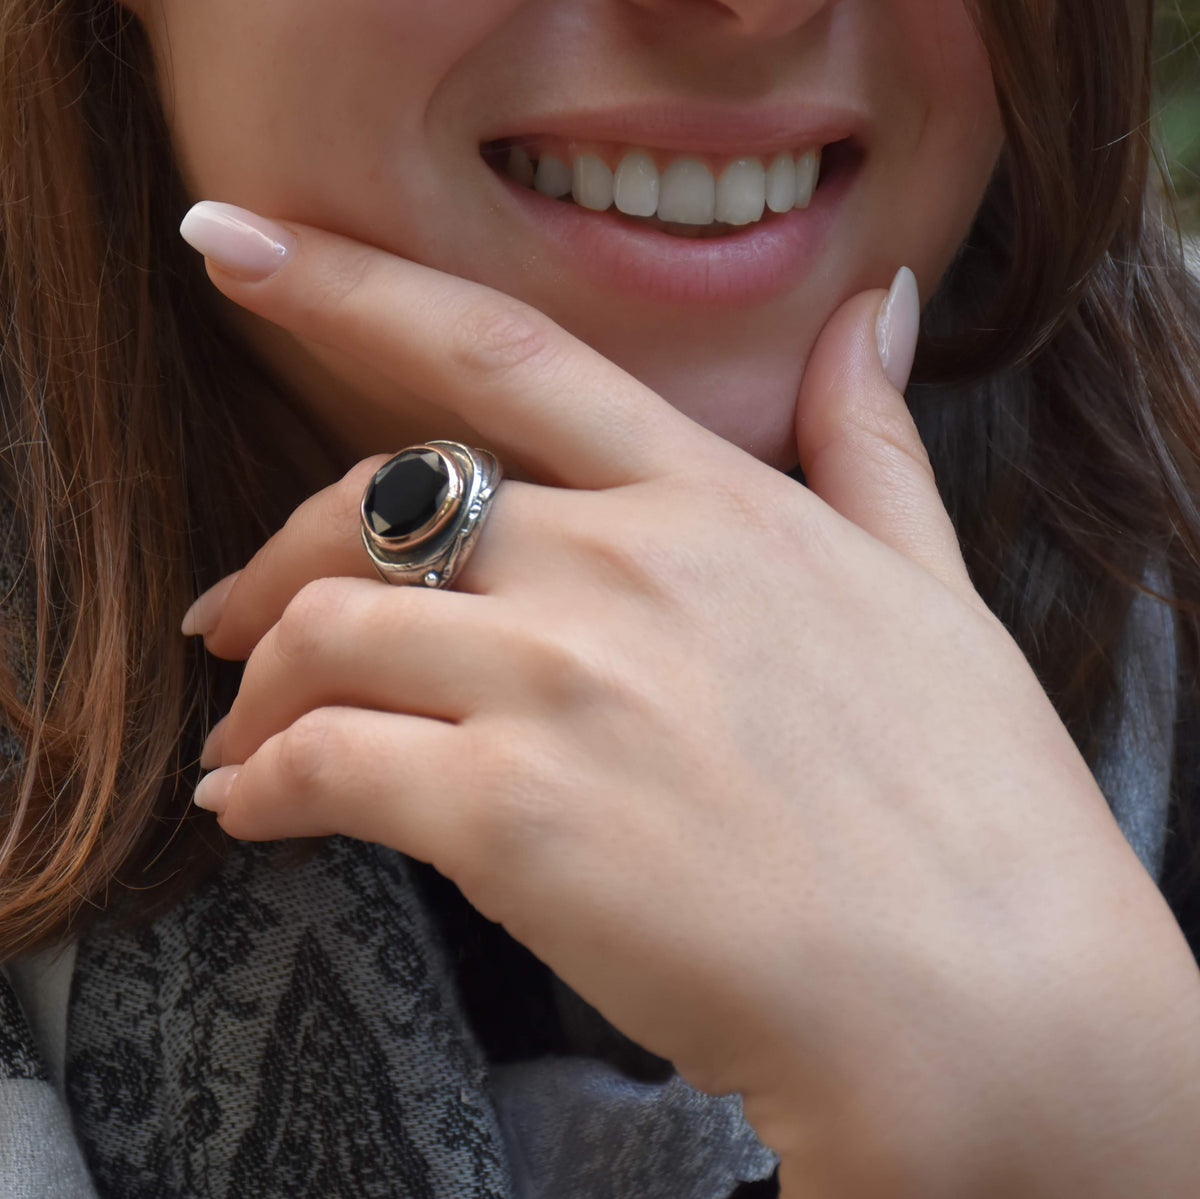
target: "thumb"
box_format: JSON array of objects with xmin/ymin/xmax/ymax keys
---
[{"xmin": 794, "ymin": 267, "xmax": 973, "ymax": 597}]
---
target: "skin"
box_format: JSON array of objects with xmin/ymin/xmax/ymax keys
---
[
  {"xmin": 125, "ymin": 0, "xmax": 1200, "ymax": 1193},
  {"xmin": 134, "ymin": 0, "xmax": 1000, "ymax": 468}
]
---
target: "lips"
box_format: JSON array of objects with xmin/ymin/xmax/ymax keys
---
[
  {"xmin": 475, "ymin": 101, "xmax": 865, "ymax": 305},
  {"xmin": 480, "ymin": 133, "xmax": 861, "ymax": 305}
]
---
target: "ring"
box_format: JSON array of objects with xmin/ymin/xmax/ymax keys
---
[{"xmin": 360, "ymin": 441, "xmax": 502, "ymax": 588}]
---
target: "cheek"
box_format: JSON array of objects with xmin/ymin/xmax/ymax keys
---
[
  {"xmin": 847, "ymin": 0, "xmax": 1003, "ymax": 296},
  {"xmin": 144, "ymin": 0, "xmax": 523, "ymax": 215},
  {"xmin": 905, "ymin": 0, "xmax": 1005, "ymax": 207}
]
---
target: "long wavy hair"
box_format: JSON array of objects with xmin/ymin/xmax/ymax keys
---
[{"xmin": 1, "ymin": 0, "xmax": 1199, "ymax": 958}]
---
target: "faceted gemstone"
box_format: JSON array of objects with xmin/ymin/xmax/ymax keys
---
[{"xmin": 364, "ymin": 449, "xmax": 451, "ymax": 539}]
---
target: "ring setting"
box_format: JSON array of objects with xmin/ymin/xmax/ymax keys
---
[{"xmin": 360, "ymin": 441, "xmax": 501, "ymax": 588}]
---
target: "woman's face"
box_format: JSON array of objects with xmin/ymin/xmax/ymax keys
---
[{"xmin": 132, "ymin": 0, "xmax": 1002, "ymax": 471}]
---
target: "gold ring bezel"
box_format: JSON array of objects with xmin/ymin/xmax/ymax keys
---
[{"xmin": 361, "ymin": 444, "xmax": 466, "ymax": 553}]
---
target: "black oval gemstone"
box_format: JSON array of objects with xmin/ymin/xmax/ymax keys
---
[{"xmin": 364, "ymin": 449, "xmax": 451, "ymax": 539}]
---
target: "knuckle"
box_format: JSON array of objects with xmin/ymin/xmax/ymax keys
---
[
  {"xmin": 464, "ymin": 729, "xmax": 562, "ymax": 850},
  {"xmin": 577, "ymin": 524, "xmax": 699, "ymax": 605},
  {"xmin": 448, "ymin": 299, "xmax": 558, "ymax": 386},
  {"xmin": 512, "ymin": 626, "xmax": 608, "ymax": 711},
  {"xmin": 275, "ymin": 578, "xmax": 353, "ymax": 667},
  {"xmin": 511, "ymin": 616, "xmax": 669, "ymax": 732},
  {"xmin": 274, "ymin": 709, "xmax": 340, "ymax": 794}
]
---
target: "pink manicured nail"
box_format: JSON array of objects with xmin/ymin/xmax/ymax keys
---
[
  {"xmin": 181, "ymin": 570, "xmax": 242, "ymax": 638},
  {"xmin": 179, "ymin": 201, "xmax": 296, "ymax": 281},
  {"xmin": 193, "ymin": 766, "xmax": 240, "ymax": 813},
  {"xmin": 875, "ymin": 266, "xmax": 920, "ymax": 393}
]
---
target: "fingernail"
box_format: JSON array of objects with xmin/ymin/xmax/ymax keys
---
[
  {"xmin": 193, "ymin": 765, "xmax": 239, "ymax": 813},
  {"xmin": 181, "ymin": 570, "xmax": 242, "ymax": 638},
  {"xmin": 875, "ymin": 266, "xmax": 920, "ymax": 393},
  {"xmin": 200, "ymin": 716, "xmax": 228, "ymax": 771},
  {"xmin": 179, "ymin": 201, "xmax": 296, "ymax": 282}
]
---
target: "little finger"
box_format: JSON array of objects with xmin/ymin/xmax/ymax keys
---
[{"xmin": 195, "ymin": 706, "xmax": 466, "ymax": 869}]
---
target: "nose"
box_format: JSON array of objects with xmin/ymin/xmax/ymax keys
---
[{"xmin": 622, "ymin": 0, "xmax": 831, "ymax": 38}]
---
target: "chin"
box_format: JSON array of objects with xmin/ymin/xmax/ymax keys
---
[{"xmin": 591, "ymin": 337, "xmax": 805, "ymax": 473}]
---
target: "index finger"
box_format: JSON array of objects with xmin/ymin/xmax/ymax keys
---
[{"xmin": 180, "ymin": 202, "xmax": 711, "ymax": 489}]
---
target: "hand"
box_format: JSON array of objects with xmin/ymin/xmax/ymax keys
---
[{"xmin": 181, "ymin": 210, "xmax": 1200, "ymax": 1198}]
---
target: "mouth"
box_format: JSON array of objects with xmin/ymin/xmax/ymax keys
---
[
  {"xmin": 480, "ymin": 135, "xmax": 858, "ymax": 240},
  {"xmin": 476, "ymin": 104, "xmax": 865, "ymax": 306}
]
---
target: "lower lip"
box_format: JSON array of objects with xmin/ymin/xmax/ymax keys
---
[{"xmin": 488, "ymin": 163, "xmax": 848, "ymax": 307}]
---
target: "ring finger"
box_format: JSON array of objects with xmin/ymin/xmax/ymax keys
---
[{"xmin": 197, "ymin": 465, "xmax": 540, "ymax": 662}]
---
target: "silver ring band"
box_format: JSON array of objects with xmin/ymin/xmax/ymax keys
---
[{"xmin": 360, "ymin": 441, "xmax": 502, "ymax": 589}]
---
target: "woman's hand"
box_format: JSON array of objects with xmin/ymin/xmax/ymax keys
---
[{"xmin": 180, "ymin": 207, "xmax": 1200, "ymax": 1199}]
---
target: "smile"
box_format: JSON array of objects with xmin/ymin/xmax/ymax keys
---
[
  {"xmin": 482, "ymin": 137, "xmax": 829, "ymax": 238},
  {"xmin": 478, "ymin": 109, "xmax": 863, "ymax": 304}
]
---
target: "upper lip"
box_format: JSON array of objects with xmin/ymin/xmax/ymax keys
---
[{"xmin": 478, "ymin": 99, "xmax": 865, "ymax": 156}]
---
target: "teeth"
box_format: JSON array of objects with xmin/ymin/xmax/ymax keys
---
[
  {"xmin": 572, "ymin": 153, "xmax": 614, "ymax": 211},
  {"xmin": 765, "ymin": 152, "xmax": 796, "ymax": 213},
  {"xmin": 613, "ymin": 150, "xmax": 659, "ymax": 217},
  {"xmin": 535, "ymin": 154, "xmax": 572, "ymax": 198},
  {"xmin": 507, "ymin": 142, "xmax": 825, "ymax": 231},
  {"xmin": 715, "ymin": 157, "xmax": 766, "ymax": 226},
  {"xmin": 658, "ymin": 158, "xmax": 715, "ymax": 225},
  {"xmin": 794, "ymin": 148, "xmax": 820, "ymax": 210}
]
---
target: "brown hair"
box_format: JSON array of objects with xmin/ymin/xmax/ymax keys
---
[
  {"xmin": 914, "ymin": 0, "xmax": 1200, "ymax": 933},
  {"xmin": 1, "ymin": 0, "xmax": 1198, "ymax": 957},
  {"xmin": 0, "ymin": 0, "xmax": 334, "ymax": 955}
]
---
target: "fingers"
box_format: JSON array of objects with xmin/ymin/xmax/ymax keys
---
[
  {"xmin": 206, "ymin": 579, "xmax": 507, "ymax": 766},
  {"xmin": 190, "ymin": 455, "xmax": 389, "ymax": 657},
  {"xmin": 180, "ymin": 202, "xmax": 713, "ymax": 490},
  {"xmin": 197, "ymin": 706, "xmax": 465, "ymax": 865},
  {"xmin": 190, "ymin": 467, "xmax": 540, "ymax": 660},
  {"xmin": 793, "ymin": 268, "xmax": 976, "ymax": 599}
]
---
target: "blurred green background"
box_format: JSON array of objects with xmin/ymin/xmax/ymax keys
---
[{"xmin": 1158, "ymin": 0, "xmax": 1200, "ymax": 229}]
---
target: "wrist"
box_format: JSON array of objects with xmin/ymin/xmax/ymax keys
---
[
  {"xmin": 747, "ymin": 913, "xmax": 1200, "ymax": 1198},
  {"xmin": 764, "ymin": 1036, "xmax": 1200, "ymax": 1199}
]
